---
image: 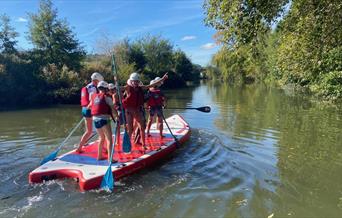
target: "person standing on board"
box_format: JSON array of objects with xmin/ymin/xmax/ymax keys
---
[
  {"xmin": 146, "ymin": 77, "xmax": 166, "ymax": 138},
  {"xmin": 88, "ymin": 81, "xmax": 118, "ymax": 161},
  {"xmin": 76, "ymin": 72, "xmax": 104, "ymax": 153},
  {"xmin": 121, "ymin": 72, "xmax": 168, "ymax": 149},
  {"xmin": 108, "ymin": 83, "xmax": 122, "ymax": 144}
]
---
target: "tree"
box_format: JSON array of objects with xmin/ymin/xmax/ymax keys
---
[
  {"xmin": 139, "ymin": 35, "xmax": 174, "ymax": 75},
  {"xmin": 173, "ymin": 50, "xmax": 193, "ymax": 81},
  {"xmin": 28, "ymin": 0, "xmax": 85, "ymax": 71},
  {"xmin": 204, "ymin": 0, "xmax": 288, "ymax": 48},
  {"xmin": 204, "ymin": 0, "xmax": 288, "ymax": 83},
  {"xmin": 0, "ymin": 14, "xmax": 18, "ymax": 54},
  {"xmin": 128, "ymin": 42, "xmax": 146, "ymax": 70}
]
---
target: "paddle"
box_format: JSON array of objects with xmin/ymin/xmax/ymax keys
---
[
  {"xmin": 100, "ymin": 120, "xmax": 118, "ymax": 191},
  {"xmin": 40, "ymin": 118, "xmax": 84, "ymax": 165},
  {"xmin": 164, "ymin": 106, "xmax": 211, "ymax": 113},
  {"xmin": 111, "ymin": 54, "xmax": 131, "ymax": 153},
  {"xmin": 160, "ymin": 112, "xmax": 180, "ymax": 147}
]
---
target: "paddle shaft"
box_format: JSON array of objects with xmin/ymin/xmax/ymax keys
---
[
  {"xmin": 161, "ymin": 112, "xmax": 179, "ymax": 145},
  {"xmin": 111, "ymin": 54, "xmax": 131, "ymax": 153},
  {"xmin": 163, "ymin": 106, "xmax": 211, "ymax": 113},
  {"xmin": 58, "ymin": 118, "xmax": 84, "ymax": 151},
  {"xmin": 108, "ymin": 119, "xmax": 118, "ymax": 165},
  {"xmin": 111, "ymin": 54, "xmax": 127, "ymax": 125}
]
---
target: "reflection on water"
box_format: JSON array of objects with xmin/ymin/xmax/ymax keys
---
[{"xmin": 0, "ymin": 82, "xmax": 341, "ymax": 217}]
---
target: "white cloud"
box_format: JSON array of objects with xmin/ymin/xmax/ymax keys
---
[
  {"xmin": 181, "ymin": 35, "xmax": 196, "ymax": 41},
  {"xmin": 184, "ymin": 44, "xmax": 220, "ymax": 66},
  {"xmin": 201, "ymin": 43, "xmax": 216, "ymax": 50},
  {"xmin": 16, "ymin": 17, "xmax": 28, "ymax": 22}
]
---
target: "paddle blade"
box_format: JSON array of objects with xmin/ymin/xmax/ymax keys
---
[
  {"xmin": 100, "ymin": 166, "xmax": 114, "ymax": 191},
  {"xmin": 40, "ymin": 149, "xmax": 58, "ymax": 165},
  {"xmin": 123, "ymin": 131, "xmax": 131, "ymax": 153},
  {"xmin": 197, "ymin": 106, "xmax": 211, "ymax": 113}
]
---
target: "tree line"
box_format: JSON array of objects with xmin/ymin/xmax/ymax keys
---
[
  {"xmin": 0, "ymin": 0, "xmax": 202, "ymax": 110},
  {"xmin": 203, "ymin": 0, "xmax": 342, "ymax": 101}
]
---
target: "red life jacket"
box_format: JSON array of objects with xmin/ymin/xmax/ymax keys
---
[
  {"xmin": 147, "ymin": 89, "xmax": 164, "ymax": 107},
  {"xmin": 91, "ymin": 93, "xmax": 111, "ymax": 116},
  {"xmin": 122, "ymin": 86, "xmax": 144, "ymax": 109},
  {"xmin": 80, "ymin": 86, "xmax": 89, "ymax": 107}
]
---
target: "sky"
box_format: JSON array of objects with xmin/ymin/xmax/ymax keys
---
[{"xmin": 0, "ymin": 0, "xmax": 220, "ymax": 66}]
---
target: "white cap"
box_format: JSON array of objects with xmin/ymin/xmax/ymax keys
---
[
  {"xmin": 149, "ymin": 79, "xmax": 155, "ymax": 85},
  {"xmin": 129, "ymin": 72, "xmax": 140, "ymax": 81},
  {"xmin": 91, "ymin": 72, "xmax": 104, "ymax": 81},
  {"xmin": 97, "ymin": 81, "xmax": 108, "ymax": 89}
]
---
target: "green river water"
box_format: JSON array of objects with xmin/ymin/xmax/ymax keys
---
[{"xmin": 0, "ymin": 81, "xmax": 341, "ymax": 218}]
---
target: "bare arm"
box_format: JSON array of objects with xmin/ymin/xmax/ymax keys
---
[
  {"xmin": 87, "ymin": 99, "xmax": 93, "ymax": 110},
  {"xmin": 142, "ymin": 73, "xmax": 168, "ymax": 90},
  {"xmin": 105, "ymin": 96, "xmax": 118, "ymax": 120}
]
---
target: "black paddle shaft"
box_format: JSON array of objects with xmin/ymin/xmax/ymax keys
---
[
  {"xmin": 161, "ymin": 112, "xmax": 180, "ymax": 147},
  {"xmin": 164, "ymin": 106, "xmax": 211, "ymax": 113}
]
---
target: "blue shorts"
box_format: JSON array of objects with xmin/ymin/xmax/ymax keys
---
[
  {"xmin": 149, "ymin": 106, "xmax": 163, "ymax": 117},
  {"xmin": 94, "ymin": 119, "xmax": 108, "ymax": 129},
  {"xmin": 81, "ymin": 107, "xmax": 92, "ymax": 118}
]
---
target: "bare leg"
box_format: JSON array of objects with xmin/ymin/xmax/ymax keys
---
[
  {"xmin": 135, "ymin": 113, "xmax": 146, "ymax": 147},
  {"xmin": 116, "ymin": 121, "xmax": 120, "ymax": 146},
  {"xmin": 97, "ymin": 129, "xmax": 105, "ymax": 160},
  {"xmin": 125, "ymin": 110, "xmax": 133, "ymax": 139},
  {"xmin": 77, "ymin": 118, "xmax": 93, "ymax": 152},
  {"xmin": 157, "ymin": 116, "xmax": 164, "ymax": 137},
  {"xmin": 146, "ymin": 115, "xmax": 155, "ymax": 136},
  {"xmin": 103, "ymin": 123, "xmax": 113, "ymax": 162}
]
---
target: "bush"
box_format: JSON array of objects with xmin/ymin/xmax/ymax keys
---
[{"xmin": 313, "ymin": 71, "xmax": 342, "ymax": 100}]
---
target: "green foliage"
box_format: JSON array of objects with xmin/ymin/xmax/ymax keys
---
[
  {"xmin": 204, "ymin": 65, "xmax": 220, "ymax": 80},
  {"xmin": 312, "ymin": 71, "xmax": 342, "ymax": 100},
  {"xmin": 128, "ymin": 42, "xmax": 146, "ymax": 70},
  {"xmin": 173, "ymin": 50, "xmax": 195, "ymax": 81},
  {"xmin": 28, "ymin": 0, "xmax": 85, "ymax": 71},
  {"xmin": 205, "ymin": 0, "xmax": 342, "ymax": 100},
  {"xmin": 204, "ymin": 0, "xmax": 288, "ymax": 47},
  {"xmin": 0, "ymin": 1, "xmax": 200, "ymax": 109},
  {"xmin": 138, "ymin": 35, "xmax": 174, "ymax": 75},
  {"xmin": 275, "ymin": 0, "xmax": 342, "ymax": 98},
  {"xmin": 0, "ymin": 14, "xmax": 18, "ymax": 54},
  {"xmin": 92, "ymin": 35, "xmax": 200, "ymax": 88}
]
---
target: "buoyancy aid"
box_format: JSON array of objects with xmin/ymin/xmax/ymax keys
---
[
  {"xmin": 80, "ymin": 87, "xmax": 89, "ymax": 107},
  {"xmin": 91, "ymin": 93, "xmax": 111, "ymax": 116},
  {"xmin": 80, "ymin": 82, "xmax": 98, "ymax": 107},
  {"xmin": 147, "ymin": 89, "xmax": 164, "ymax": 107},
  {"xmin": 122, "ymin": 85, "xmax": 144, "ymax": 109}
]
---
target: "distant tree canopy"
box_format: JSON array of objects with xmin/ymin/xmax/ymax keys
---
[
  {"xmin": 0, "ymin": 0, "xmax": 202, "ymax": 109},
  {"xmin": 204, "ymin": 0, "xmax": 342, "ymax": 100},
  {"xmin": 0, "ymin": 14, "xmax": 18, "ymax": 55},
  {"xmin": 94, "ymin": 34, "xmax": 199, "ymax": 88}
]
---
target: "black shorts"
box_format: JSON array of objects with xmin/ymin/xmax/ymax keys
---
[
  {"xmin": 94, "ymin": 119, "xmax": 108, "ymax": 129},
  {"xmin": 149, "ymin": 106, "xmax": 163, "ymax": 117}
]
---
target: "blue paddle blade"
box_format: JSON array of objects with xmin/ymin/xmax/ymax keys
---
[
  {"xmin": 122, "ymin": 131, "xmax": 131, "ymax": 153},
  {"xmin": 40, "ymin": 149, "xmax": 58, "ymax": 165},
  {"xmin": 100, "ymin": 166, "xmax": 114, "ymax": 191}
]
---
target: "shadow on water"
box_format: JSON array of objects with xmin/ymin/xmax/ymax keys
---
[{"xmin": 0, "ymin": 82, "xmax": 342, "ymax": 217}]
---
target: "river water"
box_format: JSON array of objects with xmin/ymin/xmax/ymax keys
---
[{"xmin": 0, "ymin": 81, "xmax": 341, "ymax": 218}]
